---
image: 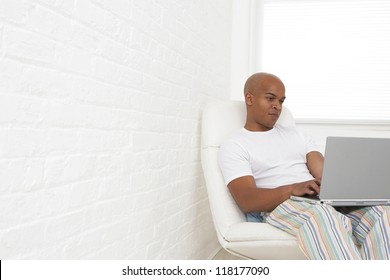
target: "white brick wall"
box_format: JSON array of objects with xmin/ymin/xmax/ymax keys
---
[{"xmin": 0, "ymin": 0, "xmax": 232, "ymax": 259}]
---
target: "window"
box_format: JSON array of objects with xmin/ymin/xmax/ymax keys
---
[{"xmin": 259, "ymin": 0, "xmax": 390, "ymax": 121}]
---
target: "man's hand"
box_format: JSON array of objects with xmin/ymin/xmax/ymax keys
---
[{"xmin": 290, "ymin": 179, "xmax": 321, "ymax": 197}]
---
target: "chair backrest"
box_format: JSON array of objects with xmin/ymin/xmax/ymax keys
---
[{"xmin": 201, "ymin": 100, "xmax": 295, "ymax": 241}]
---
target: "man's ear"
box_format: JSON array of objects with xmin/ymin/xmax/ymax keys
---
[{"xmin": 244, "ymin": 92, "xmax": 253, "ymax": 105}]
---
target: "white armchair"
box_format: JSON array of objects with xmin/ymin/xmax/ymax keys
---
[{"xmin": 201, "ymin": 100, "xmax": 307, "ymax": 260}]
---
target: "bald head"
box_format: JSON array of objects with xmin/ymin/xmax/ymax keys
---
[
  {"xmin": 243, "ymin": 72, "xmax": 286, "ymax": 131},
  {"xmin": 244, "ymin": 72, "xmax": 284, "ymax": 95}
]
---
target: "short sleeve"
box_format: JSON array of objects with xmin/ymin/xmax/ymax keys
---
[
  {"xmin": 297, "ymin": 128, "xmax": 321, "ymax": 154},
  {"xmin": 218, "ymin": 140, "xmax": 253, "ymax": 185}
]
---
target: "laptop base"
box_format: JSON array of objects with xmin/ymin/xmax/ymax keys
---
[{"xmin": 290, "ymin": 195, "xmax": 390, "ymax": 207}]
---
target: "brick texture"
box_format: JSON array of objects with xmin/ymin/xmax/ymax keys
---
[{"xmin": 0, "ymin": 0, "xmax": 231, "ymax": 259}]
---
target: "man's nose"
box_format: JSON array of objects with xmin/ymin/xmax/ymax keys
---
[{"xmin": 272, "ymin": 103, "xmax": 281, "ymax": 110}]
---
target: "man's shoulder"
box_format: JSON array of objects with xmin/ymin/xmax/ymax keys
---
[
  {"xmin": 275, "ymin": 124, "xmax": 305, "ymax": 137},
  {"xmin": 220, "ymin": 128, "xmax": 246, "ymax": 149},
  {"xmin": 274, "ymin": 123, "xmax": 297, "ymax": 132}
]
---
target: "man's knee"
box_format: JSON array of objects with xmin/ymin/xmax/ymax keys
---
[
  {"xmin": 370, "ymin": 205, "xmax": 390, "ymax": 221},
  {"xmin": 305, "ymin": 205, "xmax": 352, "ymax": 230}
]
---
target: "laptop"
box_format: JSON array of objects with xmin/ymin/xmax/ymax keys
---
[{"xmin": 291, "ymin": 136, "xmax": 390, "ymax": 206}]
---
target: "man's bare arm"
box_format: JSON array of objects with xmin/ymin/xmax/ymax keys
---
[
  {"xmin": 306, "ymin": 151, "xmax": 324, "ymax": 181},
  {"xmin": 228, "ymin": 176, "xmax": 321, "ymax": 213}
]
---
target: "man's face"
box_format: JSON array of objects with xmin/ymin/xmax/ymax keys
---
[{"xmin": 245, "ymin": 77, "xmax": 286, "ymax": 131}]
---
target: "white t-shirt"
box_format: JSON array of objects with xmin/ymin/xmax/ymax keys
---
[
  {"xmin": 219, "ymin": 124, "xmax": 320, "ymax": 221},
  {"xmin": 219, "ymin": 124, "xmax": 320, "ymax": 196}
]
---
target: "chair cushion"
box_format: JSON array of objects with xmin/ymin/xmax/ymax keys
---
[
  {"xmin": 201, "ymin": 101, "xmax": 246, "ymax": 148},
  {"xmin": 225, "ymin": 222, "xmax": 296, "ymax": 242}
]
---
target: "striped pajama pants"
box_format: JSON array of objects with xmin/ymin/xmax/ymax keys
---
[{"xmin": 265, "ymin": 199, "xmax": 390, "ymax": 259}]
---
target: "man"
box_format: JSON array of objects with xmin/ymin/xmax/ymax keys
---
[{"xmin": 219, "ymin": 72, "xmax": 390, "ymax": 259}]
